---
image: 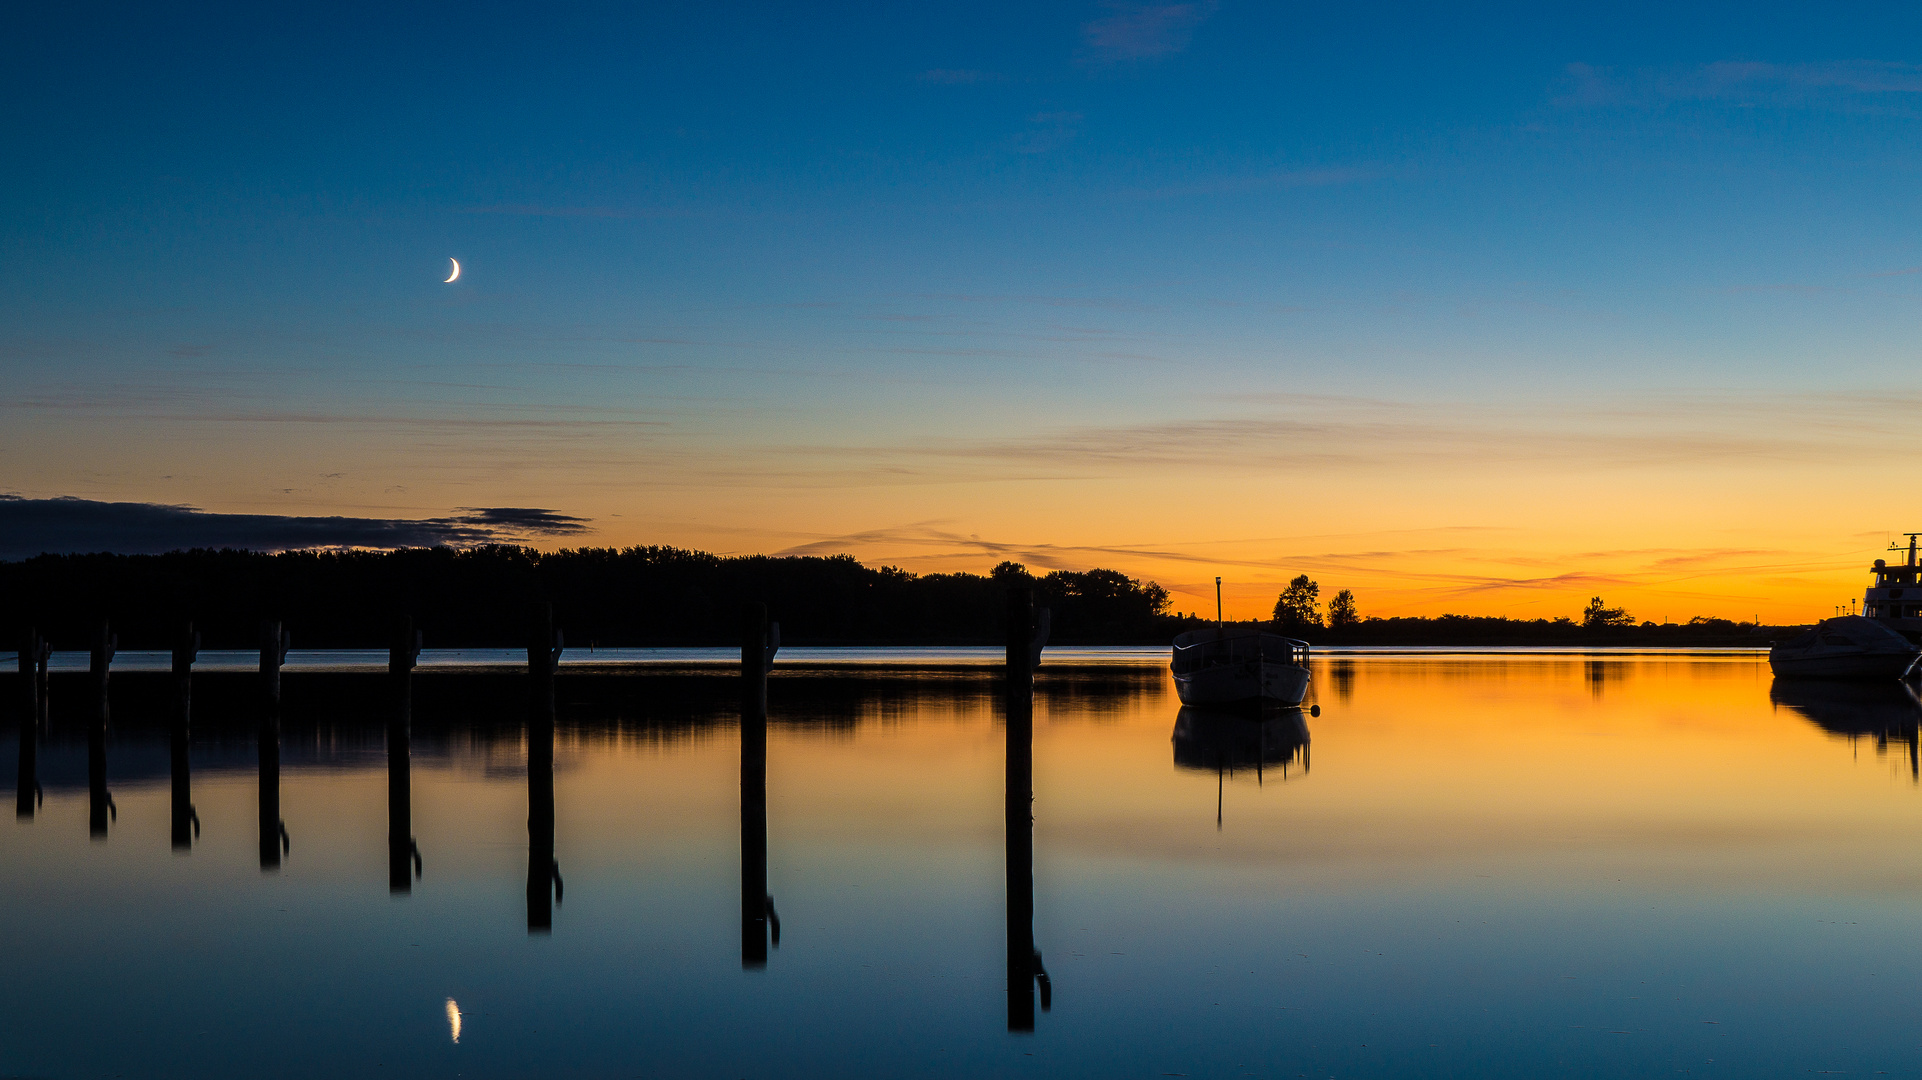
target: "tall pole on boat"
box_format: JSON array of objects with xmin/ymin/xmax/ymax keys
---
[{"xmin": 1215, "ymin": 577, "xmax": 1223, "ymax": 630}]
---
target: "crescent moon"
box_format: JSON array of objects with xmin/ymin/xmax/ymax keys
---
[{"xmin": 444, "ymin": 258, "xmax": 460, "ymax": 283}]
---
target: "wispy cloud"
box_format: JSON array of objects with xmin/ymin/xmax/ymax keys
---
[
  {"xmin": 1011, "ymin": 111, "xmax": 1083, "ymax": 154},
  {"xmin": 448, "ymin": 507, "xmax": 592, "ymax": 537},
  {"xmin": 1558, "ymin": 60, "xmax": 1922, "ymax": 112},
  {"xmin": 761, "ymin": 521, "xmax": 1833, "ymax": 609},
  {"xmin": 919, "ymin": 69, "xmax": 1003, "ymax": 85},
  {"xmin": 1128, "ymin": 166, "xmax": 1382, "ymax": 200},
  {"xmin": 0, "ymin": 496, "xmax": 591, "ymax": 560},
  {"xmin": 836, "ymin": 415, "xmax": 1803, "ymax": 474},
  {"xmin": 1081, "ymin": 2, "xmax": 1218, "ymax": 62},
  {"xmin": 454, "ymin": 204, "xmax": 666, "ymax": 219},
  {"xmin": 780, "ymin": 391, "xmax": 1922, "ymax": 483}
]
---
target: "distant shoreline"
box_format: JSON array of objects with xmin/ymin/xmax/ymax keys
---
[
  {"xmin": 0, "ymin": 546, "xmax": 1808, "ymax": 652},
  {"xmin": 7, "ymin": 642, "xmax": 1779, "ymax": 675}
]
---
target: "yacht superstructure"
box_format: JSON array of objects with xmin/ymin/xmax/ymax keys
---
[{"xmin": 1862, "ymin": 534, "xmax": 1922, "ymax": 644}]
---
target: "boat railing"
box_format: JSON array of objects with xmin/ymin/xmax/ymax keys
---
[{"xmin": 1172, "ymin": 633, "xmax": 1309, "ymax": 673}]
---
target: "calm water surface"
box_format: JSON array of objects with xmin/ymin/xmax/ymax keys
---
[{"xmin": 6, "ymin": 651, "xmax": 1922, "ymax": 1079}]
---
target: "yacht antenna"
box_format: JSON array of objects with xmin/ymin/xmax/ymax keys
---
[
  {"xmin": 1888, "ymin": 533, "xmax": 1922, "ymax": 567},
  {"xmin": 1215, "ymin": 577, "xmax": 1223, "ymax": 629}
]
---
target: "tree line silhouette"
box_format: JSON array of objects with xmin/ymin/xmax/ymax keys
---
[
  {"xmin": 0, "ymin": 546, "xmax": 1795, "ymax": 650},
  {"xmin": 1264, "ymin": 573, "xmax": 1785, "ymax": 644},
  {"xmin": 0, "ymin": 546, "xmax": 1189, "ymax": 649}
]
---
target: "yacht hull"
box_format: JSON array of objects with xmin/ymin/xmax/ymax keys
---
[{"xmin": 1768, "ymin": 652, "xmax": 1918, "ymax": 681}]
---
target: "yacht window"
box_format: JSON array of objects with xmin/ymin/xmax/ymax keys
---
[{"xmin": 1820, "ymin": 634, "xmax": 1854, "ymax": 645}]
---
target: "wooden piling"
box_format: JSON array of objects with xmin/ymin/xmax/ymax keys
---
[
  {"xmin": 526, "ymin": 603, "xmax": 562, "ymax": 931},
  {"xmin": 15, "ymin": 629, "xmax": 38, "ymax": 725},
  {"xmin": 389, "ymin": 616, "xmax": 420, "ymax": 893},
  {"xmin": 32, "ymin": 633, "xmax": 49, "ymax": 733},
  {"xmin": 740, "ymin": 602, "xmax": 774, "ymax": 968},
  {"xmin": 16, "ymin": 629, "xmax": 41, "ymax": 821},
  {"xmin": 259, "ymin": 619, "xmax": 288, "ymax": 713},
  {"xmin": 1005, "ymin": 587, "xmax": 1051, "ymax": 1031},
  {"xmin": 171, "ymin": 623, "xmax": 198, "ymax": 851},
  {"xmin": 257, "ymin": 618, "xmax": 288, "ymax": 869},
  {"xmin": 87, "ymin": 621, "xmax": 114, "ymax": 840},
  {"xmin": 89, "ymin": 620, "xmax": 113, "ymax": 728}
]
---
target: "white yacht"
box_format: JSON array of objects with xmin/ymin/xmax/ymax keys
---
[{"xmin": 1769, "ymin": 616, "xmax": 1919, "ymax": 681}]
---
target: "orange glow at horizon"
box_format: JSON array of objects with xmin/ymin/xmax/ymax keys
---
[{"xmin": 8, "ymin": 386, "xmax": 1912, "ymax": 625}]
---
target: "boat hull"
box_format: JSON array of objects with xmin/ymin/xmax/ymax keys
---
[
  {"xmin": 1768, "ymin": 652, "xmax": 1918, "ymax": 681},
  {"xmin": 1173, "ymin": 660, "xmax": 1311, "ymax": 707}
]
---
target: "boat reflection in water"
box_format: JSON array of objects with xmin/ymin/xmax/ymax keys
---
[
  {"xmin": 1772, "ymin": 678, "xmax": 1922, "ymax": 779},
  {"xmin": 1171, "ymin": 705, "xmax": 1314, "ymax": 828}
]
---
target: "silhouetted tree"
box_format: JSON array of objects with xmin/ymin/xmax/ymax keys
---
[
  {"xmin": 1272, "ymin": 575, "xmax": 1322, "ymax": 633},
  {"xmin": 1582, "ymin": 596, "xmax": 1633, "ymax": 628},
  {"xmin": 1327, "ymin": 588, "xmax": 1358, "ymax": 628},
  {"xmin": 992, "ymin": 561, "xmax": 1035, "ymax": 585}
]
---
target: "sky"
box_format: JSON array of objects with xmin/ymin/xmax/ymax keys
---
[{"xmin": 6, "ymin": 1, "xmax": 1922, "ymax": 621}]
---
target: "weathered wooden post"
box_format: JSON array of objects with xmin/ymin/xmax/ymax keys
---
[
  {"xmin": 259, "ymin": 619, "xmax": 289, "ymax": 713},
  {"xmin": 740, "ymin": 602, "xmax": 781, "ymax": 968},
  {"xmin": 526, "ymin": 603, "xmax": 563, "ymax": 931},
  {"xmin": 1005, "ymin": 587, "xmax": 1052, "ymax": 1031},
  {"xmin": 16, "ymin": 629, "xmax": 42, "ymax": 820},
  {"xmin": 16, "ymin": 629, "xmax": 38, "ymax": 722},
  {"xmin": 87, "ymin": 620, "xmax": 115, "ymax": 839},
  {"xmin": 258, "ymin": 619, "xmax": 288, "ymax": 870},
  {"xmin": 32, "ymin": 633, "xmax": 49, "ymax": 733},
  {"xmin": 389, "ymin": 615, "xmax": 422, "ymax": 894},
  {"xmin": 171, "ymin": 622, "xmax": 199, "ymax": 851}
]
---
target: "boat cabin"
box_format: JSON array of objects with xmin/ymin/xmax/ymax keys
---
[{"xmin": 1862, "ymin": 533, "xmax": 1922, "ymax": 642}]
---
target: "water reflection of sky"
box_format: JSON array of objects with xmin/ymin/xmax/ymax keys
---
[{"xmin": 5, "ymin": 655, "xmax": 1922, "ymax": 1078}]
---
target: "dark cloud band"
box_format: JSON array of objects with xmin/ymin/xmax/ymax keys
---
[{"xmin": 0, "ymin": 496, "xmax": 590, "ymax": 561}]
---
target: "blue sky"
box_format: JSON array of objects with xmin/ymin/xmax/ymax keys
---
[{"xmin": 5, "ymin": 2, "xmax": 1922, "ymax": 617}]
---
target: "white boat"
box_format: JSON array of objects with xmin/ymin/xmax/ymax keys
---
[
  {"xmin": 1768, "ymin": 615, "xmax": 1920, "ymax": 681},
  {"xmin": 1171, "ymin": 630, "xmax": 1312, "ymax": 706},
  {"xmin": 1172, "ymin": 578, "xmax": 1312, "ymax": 706}
]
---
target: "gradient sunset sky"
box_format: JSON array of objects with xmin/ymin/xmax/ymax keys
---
[{"xmin": 6, "ymin": 2, "xmax": 1922, "ymax": 620}]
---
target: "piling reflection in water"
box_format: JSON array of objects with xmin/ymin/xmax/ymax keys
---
[
  {"xmin": 170, "ymin": 624, "xmax": 198, "ymax": 851},
  {"xmin": 1773, "ymin": 678, "xmax": 1922, "ymax": 780},
  {"xmin": 257, "ymin": 717, "xmax": 285, "ymax": 868},
  {"xmin": 527, "ymin": 604, "xmax": 563, "ymax": 933},
  {"xmin": 389, "ymin": 617, "xmax": 422, "ymax": 893},
  {"xmin": 1005, "ymin": 587, "xmax": 1051, "ymax": 1033}
]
